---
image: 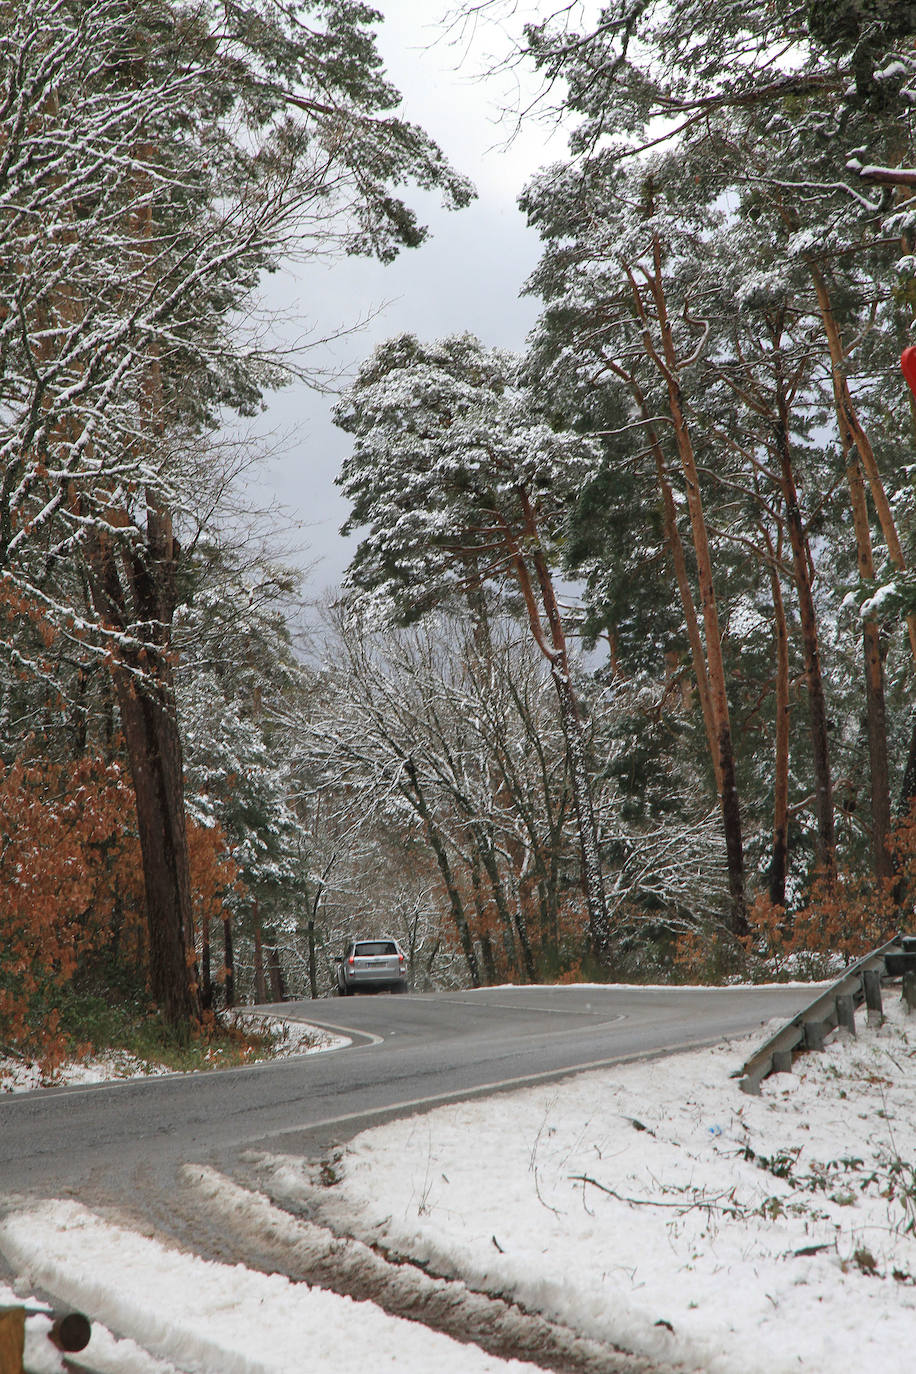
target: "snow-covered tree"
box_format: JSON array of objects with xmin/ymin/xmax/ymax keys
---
[
  {"xmin": 520, "ymin": 154, "xmax": 751, "ymax": 933},
  {"xmin": 469, "ymin": 0, "xmax": 916, "ymax": 907},
  {"xmin": 334, "ymin": 332, "xmax": 617, "ymax": 960},
  {"xmin": 299, "ymin": 604, "xmax": 727, "ymax": 983},
  {"xmin": 0, "ymin": 0, "xmax": 472, "ymax": 1027}
]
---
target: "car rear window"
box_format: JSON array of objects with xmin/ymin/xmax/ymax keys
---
[{"xmin": 354, "ymin": 941, "xmax": 397, "ymax": 956}]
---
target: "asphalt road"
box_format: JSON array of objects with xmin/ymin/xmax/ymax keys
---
[{"xmin": 0, "ymin": 983, "xmax": 819, "ymax": 1204}]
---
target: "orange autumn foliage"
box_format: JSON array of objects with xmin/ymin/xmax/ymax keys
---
[
  {"xmin": 740, "ymin": 876, "xmax": 897, "ymax": 981},
  {"xmin": 187, "ymin": 821, "xmax": 240, "ymax": 931},
  {"xmin": 677, "ymin": 810, "xmax": 916, "ymax": 983},
  {"xmin": 743, "ymin": 811, "xmax": 916, "ymax": 979},
  {"xmin": 0, "ymin": 753, "xmax": 142, "ymax": 1064},
  {"xmin": 1, "ymin": 752, "xmax": 241, "ymax": 1065}
]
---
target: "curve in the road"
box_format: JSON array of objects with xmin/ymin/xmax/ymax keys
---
[{"xmin": 1, "ymin": 983, "xmax": 819, "ymax": 1200}]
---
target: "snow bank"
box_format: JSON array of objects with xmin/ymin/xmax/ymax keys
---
[
  {"xmin": 0, "ymin": 1202, "xmax": 542, "ymax": 1374},
  {"xmin": 284, "ymin": 997, "xmax": 916, "ymax": 1374}
]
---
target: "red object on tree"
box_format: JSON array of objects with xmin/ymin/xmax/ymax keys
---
[{"xmin": 901, "ymin": 347, "xmax": 916, "ymax": 398}]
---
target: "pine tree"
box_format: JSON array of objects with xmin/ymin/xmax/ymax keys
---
[{"xmin": 493, "ymin": 0, "xmax": 916, "ymax": 901}]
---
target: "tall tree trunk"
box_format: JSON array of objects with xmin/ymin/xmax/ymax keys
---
[
  {"xmin": 511, "ymin": 897, "xmax": 536, "ymax": 983},
  {"xmin": 305, "ymin": 860, "xmax": 333, "ymax": 999},
  {"xmin": 761, "ymin": 530, "xmax": 790, "ymax": 907},
  {"xmin": 84, "ymin": 515, "xmax": 201, "ymax": 1032},
  {"xmin": 222, "ymin": 913, "xmax": 235, "ymax": 1009},
  {"xmin": 809, "ymin": 263, "xmax": 916, "ymax": 665},
  {"xmin": 463, "ymin": 568, "xmax": 533, "ymax": 979},
  {"xmin": 639, "ymin": 243, "xmax": 746, "ymax": 935},
  {"xmin": 307, "ymin": 918, "xmax": 318, "ymax": 1000},
  {"xmin": 476, "ymin": 825, "xmax": 535, "ymax": 981},
  {"xmin": 809, "ymin": 264, "xmax": 913, "ymax": 851},
  {"xmin": 253, "ymin": 902, "xmax": 268, "ymax": 1003},
  {"xmin": 844, "ymin": 440, "xmax": 893, "ymax": 881},
  {"xmin": 549, "ymin": 662, "xmax": 609, "ymax": 960},
  {"xmin": 771, "ymin": 569, "xmax": 790, "ymax": 906},
  {"xmin": 267, "ymin": 945, "xmax": 285, "ymax": 1002},
  {"xmin": 113, "ymin": 663, "xmax": 201, "ymax": 1030},
  {"xmin": 773, "ymin": 399, "xmax": 836, "ymax": 883},
  {"xmin": 500, "ymin": 668, "xmax": 566, "ymax": 960},
  {"xmin": 608, "ymin": 360, "xmax": 722, "ymax": 794},
  {"xmin": 470, "ymin": 847, "xmax": 505, "ymax": 978},
  {"xmin": 200, "ymin": 903, "xmax": 212, "ymax": 1012},
  {"xmin": 507, "ymin": 496, "xmax": 611, "ymax": 960},
  {"xmin": 863, "ymin": 619, "xmax": 893, "ymax": 882},
  {"xmin": 479, "ymin": 931, "xmax": 499, "ymax": 985},
  {"xmin": 661, "ymin": 383, "xmax": 745, "ymax": 932},
  {"xmin": 654, "ymin": 452, "xmax": 723, "ymax": 794}
]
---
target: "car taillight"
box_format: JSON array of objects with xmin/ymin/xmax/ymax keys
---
[
  {"xmin": 399, "ymin": 953, "xmax": 405, "ymax": 964},
  {"xmin": 348, "ymin": 956, "xmax": 355, "ymax": 965}
]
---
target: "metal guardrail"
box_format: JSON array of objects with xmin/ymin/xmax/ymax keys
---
[{"xmin": 733, "ymin": 934, "xmax": 914, "ymax": 1095}]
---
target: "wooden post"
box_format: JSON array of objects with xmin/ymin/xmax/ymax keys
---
[
  {"xmin": 803, "ymin": 1020, "xmax": 825, "ymax": 1051},
  {"xmin": 0, "ymin": 1306, "xmax": 25, "ymax": 1374},
  {"xmin": 863, "ymin": 969, "xmax": 883, "ymax": 1027},
  {"xmin": 771, "ymin": 1048, "xmax": 793, "ymax": 1074},
  {"xmin": 836, "ymin": 994, "xmax": 856, "ymax": 1036},
  {"xmin": 903, "ymin": 971, "xmax": 916, "ymax": 1015}
]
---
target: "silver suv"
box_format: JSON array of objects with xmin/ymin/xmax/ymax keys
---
[{"xmin": 335, "ymin": 938, "xmax": 408, "ymax": 995}]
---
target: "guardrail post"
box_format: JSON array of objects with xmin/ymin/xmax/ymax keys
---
[
  {"xmin": 836, "ymin": 993, "xmax": 856, "ymax": 1036},
  {"xmin": 863, "ymin": 969, "xmax": 883, "ymax": 1027},
  {"xmin": 803, "ymin": 1020, "xmax": 826, "ymax": 1051},
  {"xmin": 771, "ymin": 1048, "xmax": 793, "ymax": 1073}
]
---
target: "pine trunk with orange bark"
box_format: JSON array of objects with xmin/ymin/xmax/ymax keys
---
[
  {"xmin": 640, "ymin": 242, "xmax": 746, "ymax": 936},
  {"xmin": 510, "ymin": 496, "xmax": 611, "ymax": 961},
  {"xmin": 762, "ymin": 531, "xmax": 790, "ymax": 907},
  {"xmin": 772, "ymin": 397, "xmax": 836, "ymax": 884}
]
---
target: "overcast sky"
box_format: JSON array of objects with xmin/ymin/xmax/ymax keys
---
[{"xmin": 240, "ymin": 2, "xmax": 567, "ymax": 599}]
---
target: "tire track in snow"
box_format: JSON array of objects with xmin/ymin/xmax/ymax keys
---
[{"xmin": 157, "ymin": 1162, "xmax": 677, "ymax": 1374}]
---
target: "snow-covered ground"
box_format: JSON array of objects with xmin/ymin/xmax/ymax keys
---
[{"xmin": 2, "ymin": 992, "xmax": 916, "ymax": 1373}]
